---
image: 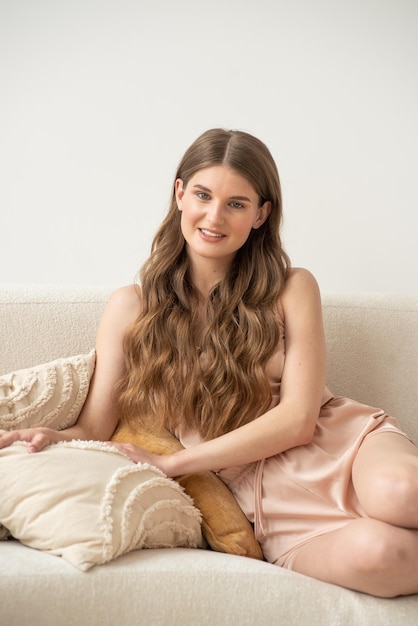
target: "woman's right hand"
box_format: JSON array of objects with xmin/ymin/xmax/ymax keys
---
[{"xmin": 0, "ymin": 427, "xmax": 58, "ymax": 453}]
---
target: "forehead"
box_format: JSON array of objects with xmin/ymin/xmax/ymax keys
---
[{"xmin": 187, "ymin": 166, "xmax": 258, "ymax": 198}]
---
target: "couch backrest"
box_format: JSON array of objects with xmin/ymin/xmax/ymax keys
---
[
  {"xmin": 322, "ymin": 293, "xmax": 417, "ymax": 441},
  {"xmin": 0, "ymin": 285, "xmax": 112, "ymax": 372},
  {"xmin": 1, "ymin": 286, "xmax": 417, "ymax": 442}
]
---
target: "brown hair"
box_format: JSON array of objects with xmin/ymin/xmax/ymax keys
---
[{"xmin": 119, "ymin": 129, "xmax": 290, "ymax": 439}]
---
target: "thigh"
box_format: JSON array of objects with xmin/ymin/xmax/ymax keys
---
[
  {"xmin": 352, "ymin": 432, "xmax": 418, "ymax": 523},
  {"xmin": 285, "ymin": 518, "xmax": 418, "ymax": 597}
]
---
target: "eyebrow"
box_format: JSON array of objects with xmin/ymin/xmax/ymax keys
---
[{"xmin": 192, "ymin": 184, "xmax": 252, "ymax": 203}]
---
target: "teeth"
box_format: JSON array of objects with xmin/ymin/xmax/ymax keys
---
[{"xmin": 200, "ymin": 229, "xmax": 224, "ymax": 238}]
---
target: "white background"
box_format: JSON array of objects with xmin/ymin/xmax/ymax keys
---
[{"xmin": 1, "ymin": 0, "xmax": 417, "ymax": 294}]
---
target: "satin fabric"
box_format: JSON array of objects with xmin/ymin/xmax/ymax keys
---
[
  {"xmin": 220, "ymin": 397, "xmax": 407, "ymax": 567},
  {"xmin": 176, "ymin": 325, "xmax": 410, "ymax": 568}
]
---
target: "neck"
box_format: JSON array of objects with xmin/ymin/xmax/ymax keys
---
[{"xmin": 188, "ymin": 258, "xmax": 230, "ymax": 301}]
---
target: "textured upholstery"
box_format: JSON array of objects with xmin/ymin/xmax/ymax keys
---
[{"xmin": 1, "ymin": 285, "xmax": 417, "ymax": 626}]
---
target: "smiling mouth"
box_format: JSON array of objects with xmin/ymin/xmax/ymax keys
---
[{"xmin": 199, "ymin": 228, "xmax": 225, "ymax": 239}]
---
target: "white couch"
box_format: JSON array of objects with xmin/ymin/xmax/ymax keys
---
[{"xmin": 1, "ymin": 285, "xmax": 417, "ymax": 626}]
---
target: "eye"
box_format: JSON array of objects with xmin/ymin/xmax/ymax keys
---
[
  {"xmin": 197, "ymin": 192, "xmax": 210, "ymax": 201},
  {"xmin": 229, "ymin": 201, "xmax": 244, "ymax": 209}
]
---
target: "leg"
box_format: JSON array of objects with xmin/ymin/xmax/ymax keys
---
[
  {"xmin": 287, "ymin": 432, "xmax": 418, "ymax": 597},
  {"xmin": 352, "ymin": 432, "xmax": 418, "ymax": 527},
  {"xmin": 288, "ymin": 518, "xmax": 418, "ymax": 597}
]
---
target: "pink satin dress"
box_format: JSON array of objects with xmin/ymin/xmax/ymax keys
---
[{"xmin": 176, "ymin": 326, "xmax": 411, "ymax": 569}]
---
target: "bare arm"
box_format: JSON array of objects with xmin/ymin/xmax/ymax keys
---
[
  {"xmin": 116, "ymin": 268, "xmax": 328, "ymax": 476},
  {"xmin": 0, "ymin": 285, "xmax": 141, "ymax": 452}
]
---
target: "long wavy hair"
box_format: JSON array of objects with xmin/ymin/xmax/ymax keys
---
[{"xmin": 119, "ymin": 128, "xmax": 291, "ymax": 440}]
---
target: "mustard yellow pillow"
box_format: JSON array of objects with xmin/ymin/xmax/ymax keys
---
[{"xmin": 111, "ymin": 422, "xmax": 263, "ymax": 560}]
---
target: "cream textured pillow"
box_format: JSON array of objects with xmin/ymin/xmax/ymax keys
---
[
  {"xmin": 0, "ymin": 351, "xmax": 96, "ymax": 431},
  {"xmin": 0, "ymin": 441, "xmax": 202, "ymax": 571}
]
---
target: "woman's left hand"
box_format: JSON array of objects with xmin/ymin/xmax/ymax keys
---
[{"xmin": 109, "ymin": 441, "xmax": 173, "ymax": 476}]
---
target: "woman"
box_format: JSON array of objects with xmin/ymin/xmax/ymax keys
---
[{"xmin": 1, "ymin": 129, "xmax": 418, "ymax": 597}]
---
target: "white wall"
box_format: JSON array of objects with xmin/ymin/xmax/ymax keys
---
[{"xmin": 1, "ymin": 0, "xmax": 417, "ymax": 295}]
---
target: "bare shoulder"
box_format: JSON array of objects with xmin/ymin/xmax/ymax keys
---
[
  {"xmin": 107, "ymin": 284, "xmax": 142, "ymax": 311},
  {"xmin": 281, "ymin": 268, "xmax": 321, "ymax": 305},
  {"xmin": 279, "ymin": 268, "xmax": 325, "ymax": 345},
  {"xmin": 100, "ymin": 284, "xmax": 142, "ymax": 331}
]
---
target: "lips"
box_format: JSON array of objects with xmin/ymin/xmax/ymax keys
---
[{"xmin": 199, "ymin": 228, "xmax": 225, "ymax": 239}]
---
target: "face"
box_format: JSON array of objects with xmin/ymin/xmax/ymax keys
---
[{"xmin": 175, "ymin": 165, "xmax": 271, "ymax": 270}]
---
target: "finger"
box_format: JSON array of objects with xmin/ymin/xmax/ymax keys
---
[
  {"xmin": 0, "ymin": 430, "xmax": 20, "ymax": 449},
  {"xmin": 104, "ymin": 441, "xmax": 122, "ymax": 451},
  {"xmin": 26, "ymin": 432, "xmax": 51, "ymax": 453}
]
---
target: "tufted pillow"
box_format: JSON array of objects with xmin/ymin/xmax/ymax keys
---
[
  {"xmin": 0, "ymin": 351, "xmax": 96, "ymax": 431},
  {"xmin": 111, "ymin": 421, "xmax": 264, "ymax": 560},
  {"xmin": 0, "ymin": 440, "xmax": 202, "ymax": 571},
  {"xmin": 0, "ymin": 351, "xmax": 97, "ymax": 542}
]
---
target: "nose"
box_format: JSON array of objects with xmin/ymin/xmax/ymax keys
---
[{"xmin": 207, "ymin": 201, "xmax": 224, "ymax": 225}]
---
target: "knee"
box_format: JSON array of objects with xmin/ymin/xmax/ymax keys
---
[{"xmin": 375, "ymin": 464, "xmax": 418, "ymax": 508}]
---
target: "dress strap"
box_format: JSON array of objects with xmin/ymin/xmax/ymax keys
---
[{"xmin": 254, "ymin": 458, "xmax": 267, "ymax": 539}]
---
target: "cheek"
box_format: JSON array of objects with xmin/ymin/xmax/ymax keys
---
[
  {"xmin": 180, "ymin": 202, "xmax": 200, "ymax": 224},
  {"xmin": 235, "ymin": 216, "xmax": 257, "ymax": 238}
]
